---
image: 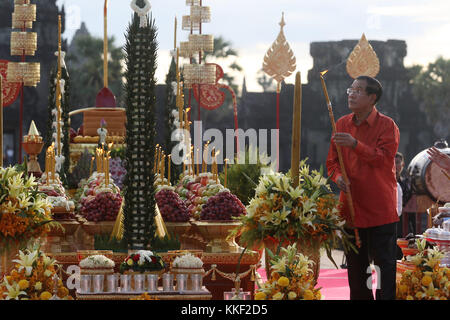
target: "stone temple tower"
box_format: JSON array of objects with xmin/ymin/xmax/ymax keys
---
[{"xmin": 0, "ymin": 0, "xmax": 65, "ymax": 164}]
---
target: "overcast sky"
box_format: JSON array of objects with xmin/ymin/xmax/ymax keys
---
[{"xmin": 56, "ymin": 0, "xmax": 450, "ymax": 92}]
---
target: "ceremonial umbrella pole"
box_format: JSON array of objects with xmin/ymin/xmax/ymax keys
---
[
  {"xmin": 55, "ymin": 15, "xmax": 62, "ymax": 158},
  {"xmin": 290, "ymin": 72, "xmax": 301, "ymax": 188},
  {"xmin": 320, "ymin": 70, "xmax": 361, "ymax": 248},
  {"xmin": 0, "ymin": 75, "xmax": 3, "ymax": 167},
  {"xmin": 95, "ymin": 0, "xmax": 116, "ymax": 107}
]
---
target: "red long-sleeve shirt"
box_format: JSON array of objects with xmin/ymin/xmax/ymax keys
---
[{"xmin": 326, "ymin": 108, "xmax": 400, "ymax": 228}]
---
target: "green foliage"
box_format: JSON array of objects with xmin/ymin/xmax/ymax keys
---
[
  {"xmin": 66, "ymin": 35, "xmax": 124, "ymax": 108},
  {"xmin": 202, "ymin": 36, "xmax": 243, "ymax": 96},
  {"xmin": 94, "ymin": 235, "xmax": 128, "ymax": 253},
  {"xmin": 409, "ymin": 57, "xmax": 450, "ymax": 137},
  {"xmin": 219, "ymin": 147, "xmax": 267, "ymax": 205},
  {"xmin": 110, "ymin": 146, "xmax": 125, "ymax": 160},
  {"xmin": 150, "ymin": 233, "xmax": 181, "ymax": 253},
  {"xmin": 67, "ymin": 148, "xmax": 92, "ymax": 189}
]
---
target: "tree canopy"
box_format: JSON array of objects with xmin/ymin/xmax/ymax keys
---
[{"xmin": 409, "ymin": 57, "xmax": 450, "ymax": 138}]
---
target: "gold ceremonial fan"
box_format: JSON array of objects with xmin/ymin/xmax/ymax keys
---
[
  {"xmin": 263, "ymin": 13, "xmax": 296, "ymax": 87},
  {"xmin": 346, "ymin": 33, "xmax": 380, "ymax": 79}
]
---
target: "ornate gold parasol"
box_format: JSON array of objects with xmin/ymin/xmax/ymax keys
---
[
  {"xmin": 6, "ymin": 0, "xmax": 41, "ymax": 163},
  {"xmin": 346, "ymin": 33, "xmax": 380, "ymax": 79}
]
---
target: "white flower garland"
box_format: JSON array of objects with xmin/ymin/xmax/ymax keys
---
[
  {"xmin": 130, "ymin": 0, "xmax": 151, "ymax": 28},
  {"xmin": 173, "ymin": 253, "xmax": 203, "ymax": 269},
  {"xmin": 80, "ymin": 255, "xmax": 115, "ymax": 269}
]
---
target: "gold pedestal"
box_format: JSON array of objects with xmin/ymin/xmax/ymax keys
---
[
  {"xmin": 22, "ymin": 140, "xmax": 44, "ymax": 175},
  {"xmin": 190, "ymin": 221, "xmax": 244, "ymax": 253},
  {"xmin": 80, "ymin": 221, "xmax": 116, "ymax": 250},
  {"xmin": 43, "ymin": 220, "xmax": 80, "ymax": 253}
]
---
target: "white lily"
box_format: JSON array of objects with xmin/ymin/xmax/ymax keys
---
[
  {"xmin": 3, "ymin": 278, "xmax": 27, "ymax": 300},
  {"xmin": 301, "ymin": 198, "xmax": 317, "ymax": 215},
  {"xmin": 13, "ymin": 250, "xmax": 38, "ymax": 277},
  {"xmin": 270, "ymin": 209, "xmax": 290, "ymax": 226},
  {"xmin": 42, "ymin": 255, "xmax": 55, "ymax": 268},
  {"xmin": 270, "ymin": 256, "xmax": 287, "ymax": 274},
  {"xmin": 7, "ymin": 174, "xmax": 25, "ymax": 199},
  {"xmin": 287, "ymin": 186, "xmax": 304, "ymax": 200}
]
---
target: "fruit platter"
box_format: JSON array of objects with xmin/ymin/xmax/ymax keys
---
[
  {"xmin": 75, "ymin": 172, "xmax": 123, "ymax": 245},
  {"xmin": 38, "ymin": 172, "xmax": 76, "ymax": 220},
  {"xmin": 77, "ymin": 172, "xmax": 123, "ymax": 223},
  {"xmin": 174, "ymin": 172, "xmax": 226, "ymax": 220}
]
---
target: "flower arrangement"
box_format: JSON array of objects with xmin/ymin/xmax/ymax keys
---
[
  {"xmin": 232, "ymin": 161, "xmax": 354, "ymax": 262},
  {"xmin": 0, "ymin": 247, "xmax": 72, "ymax": 300},
  {"xmin": 172, "ymin": 253, "xmax": 203, "ymax": 269},
  {"xmin": 119, "ymin": 250, "xmax": 166, "ymax": 274},
  {"xmin": 79, "ymin": 255, "xmax": 115, "ymax": 269},
  {"xmin": 0, "ymin": 166, "xmax": 58, "ymax": 253},
  {"xmin": 396, "ymin": 239, "xmax": 449, "ymax": 300},
  {"xmin": 254, "ymin": 243, "xmax": 321, "ymax": 300}
]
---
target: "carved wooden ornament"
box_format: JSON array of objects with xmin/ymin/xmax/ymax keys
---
[
  {"xmin": 263, "ymin": 13, "xmax": 296, "ymax": 85},
  {"xmin": 346, "ymin": 33, "xmax": 380, "ymax": 79}
]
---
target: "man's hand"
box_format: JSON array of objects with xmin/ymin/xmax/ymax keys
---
[
  {"xmin": 336, "ymin": 175, "xmax": 350, "ymax": 193},
  {"xmin": 333, "ymin": 132, "xmax": 357, "ymax": 149},
  {"xmin": 427, "ymin": 146, "xmax": 450, "ymax": 172}
]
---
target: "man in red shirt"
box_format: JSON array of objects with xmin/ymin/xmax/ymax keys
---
[{"xmin": 326, "ymin": 75, "xmax": 400, "ymax": 300}]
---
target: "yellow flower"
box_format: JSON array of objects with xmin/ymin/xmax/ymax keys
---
[
  {"xmin": 315, "ymin": 291, "xmax": 322, "ymax": 300},
  {"xmin": 34, "ymin": 282, "xmax": 42, "ymax": 291},
  {"xmin": 57, "ymin": 286, "xmax": 69, "ymax": 298},
  {"xmin": 277, "ymin": 276, "xmax": 289, "ymax": 287},
  {"xmin": 40, "ymin": 291, "xmax": 52, "ymax": 300},
  {"xmin": 303, "ymin": 290, "xmax": 314, "ymax": 300},
  {"xmin": 406, "ymin": 295, "xmax": 414, "ymax": 300},
  {"xmin": 288, "ymin": 291, "xmax": 297, "ymax": 300},
  {"xmin": 18, "ymin": 279, "xmax": 29, "ymax": 290},
  {"xmin": 127, "ymin": 259, "xmax": 134, "ymax": 266},
  {"xmin": 272, "ymin": 292, "xmax": 284, "ymax": 300},
  {"xmin": 398, "ymin": 284, "xmax": 408, "ymax": 294},
  {"xmin": 421, "ymin": 275, "xmax": 433, "ymax": 287},
  {"xmin": 254, "ymin": 292, "xmax": 266, "ymax": 300}
]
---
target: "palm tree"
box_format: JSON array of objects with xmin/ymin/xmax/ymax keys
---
[{"xmin": 66, "ymin": 34, "xmax": 124, "ymax": 109}]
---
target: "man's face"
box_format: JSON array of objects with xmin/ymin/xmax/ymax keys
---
[
  {"xmin": 395, "ymin": 156, "xmax": 404, "ymax": 176},
  {"xmin": 347, "ymin": 79, "xmax": 376, "ymax": 113}
]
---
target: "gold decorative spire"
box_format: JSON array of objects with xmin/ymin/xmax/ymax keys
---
[
  {"xmin": 263, "ymin": 12, "xmax": 296, "ymax": 87},
  {"xmin": 346, "ymin": 33, "xmax": 380, "ymax": 79},
  {"xmin": 27, "ymin": 120, "xmax": 39, "ymax": 136}
]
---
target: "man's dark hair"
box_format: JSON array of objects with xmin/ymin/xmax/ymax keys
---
[{"xmin": 356, "ymin": 75, "xmax": 382, "ymax": 104}]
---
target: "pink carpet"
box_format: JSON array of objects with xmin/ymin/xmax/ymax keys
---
[{"xmin": 257, "ymin": 268, "xmax": 379, "ymax": 300}]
